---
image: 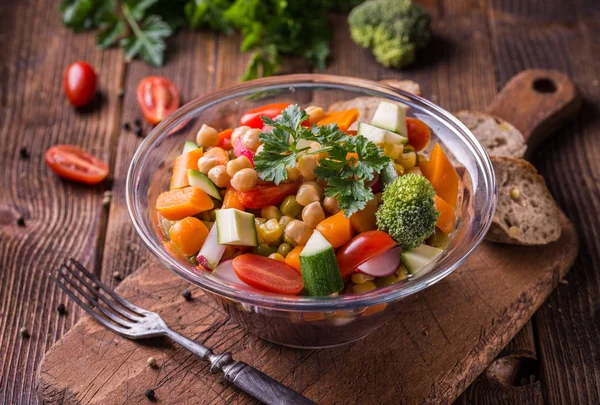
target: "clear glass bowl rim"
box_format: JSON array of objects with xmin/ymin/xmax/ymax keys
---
[{"xmin": 126, "ymin": 73, "xmax": 496, "ymax": 311}]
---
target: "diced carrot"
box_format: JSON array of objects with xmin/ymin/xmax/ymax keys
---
[
  {"xmin": 222, "ymin": 188, "xmax": 245, "ymax": 211},
  {"xmin": 425, "ymin": 144, "xmax": 459, "ymax": 207},
  {"xmin": 419, "ymin": 159, "xmax": 429, "ymax": 178},
  {"xmin": 316, "ymin": 109, "xmax": 359, "ymax": 132},
  {"xmin": 316, "ymin": 211, "xmax": 354, "ymax": 248},
  {"xmin": 284, "ymin": 245, "xmax": 303, "ymax": 273},
  {"xmin": 434, "ymin": 195, "xmax": 455, "ymax": 234},
  {"xmin": 170, "ymin": 148, "xmax": 204, "ymax": 190},
  {"xmin": 362, "ymin": 303, "xmax": 387, "ymax": 316},
  {"xmin": 349, "ymin": 198, "xmax": 378, "ymax": 233},
  {"xmin": 156, "ymin": 186, "xmax": 214, "ymax": 220},
  {"xmin": 217, "ymin": 129, "xmax": 234, "ymax": 150},
  {"xmin": 169, "ymin": 217, "xmax": 209, "ymax": 256},
  {"xmin": 204, "ymin": 146, "xmax": 229, "ymax": 166}
]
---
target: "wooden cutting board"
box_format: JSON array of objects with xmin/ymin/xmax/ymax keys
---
[{"xmin": 36, "ymin": 70, "xmax": 581, "ymax": 404}]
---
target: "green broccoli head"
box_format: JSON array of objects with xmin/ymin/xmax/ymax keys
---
[
  {"xmin": 376, "ymin": 173, "xmax": 439, "ymax": 249},
  {"xmin": 348, "ymin": 0, "xmax": 431, "ymax": 68}
]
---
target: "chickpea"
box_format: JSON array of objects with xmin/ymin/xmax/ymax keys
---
[
  {"xmin": 302, "ymin": 202, "xmax": 325, "ymax": 229},
  {"xmin": 231, "ymin": 126, "xmax": 251, "ymax": 146},
  {"xmin": 286, "ymin": 166, "xmax": 301, "ymax": 181},
  {"xmin": 323, "ymin": 196, "xmax": 340, "ymax": 215},
  {"xmin": 261, "ymin": 206, "xmax": 282, "ymax": 220},
  {"xmin": 226, "ymin": 155, "xmax": 252, "ymax": 177},
  {"xmin": 197, "ymin": 155, "xmax": 219, "ymax": 174},
  {"xmin": 195, "ymin": 124, "xmax": 219, "ymax": 149},
  {"xmin": 308, "ymin": 142, "xmax": 326, "ymax": 161},
  {"xmin": 242, "ymin": 128, "xmax": 262, "ymax": 151},
  {"xmin": 208, "ymin": 165, "xmax": 231, "ymax": 188},
  {"xmin": 303, "ymin": 181, "xmax": 324, "ymax": 200},
  {"xmin": 230, "ymin": 168, "xmax": 258, "ymax": 192},
  {"xmin": 255, "ymin": 144, "xmax": 264, "ymax": 156},
  {"xmin": 284, "ymin": 220, "xmax": 312, "ymax": 246},
  {"xmin": 296, "ymin": 183, "xmax": 321, "ymax": 206},
  {"xmin": 305, "ymin": 106, "xmax": 325, "ymax": 124},
  {"xmin": 297, "ymin": 154, "xmax": 317, "ymax": 180},
  {"xmin": 278, "ymin": 215, "xmax": 294, "ymax": 229}
]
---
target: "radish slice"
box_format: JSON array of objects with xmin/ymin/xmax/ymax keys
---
[
  {"xmin": 357, "ymin": 246, "xmax": 402, "ymax": 277},
  {"xmin": 196, "ymin": 225, "xmax": 226, "ymax": 271},
  {"xmin": 212, "ymin": 260, "xmax": 261, "ymax": 292},
  {"xmin": 368, "ymin": 173, "xmax": 381, "ymax": 193},
  {"xmin": 233, "ymin": 137, "xmax": 255, "ymax": 166}
]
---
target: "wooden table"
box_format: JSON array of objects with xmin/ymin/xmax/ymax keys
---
[{"xmin": 1, "ymin": 1, "xmax": 599, "ymax": 404}]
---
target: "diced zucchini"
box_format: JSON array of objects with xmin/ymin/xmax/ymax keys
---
[
  {"xmin": 299, "ymin": 231, "xmax": 344, "ymax": 296},
  {"xmin": 370, "ymin": 101, "xmax": 408, "ymax": 138},
  {"xmin": 380, "ymin": 160, "xmax": 398, "ymax": 188},
  {"xmin": 216, "ymin": 208, "xmax": 258, "ymax": 247},
  {"xmin": 188, "ymin": 169, "xmax": 222, "ymax": 201},
  {"xmin": 183, "ymin": 141, "xmax": 199, "ymax": 154},
  {"xmin": 401, "ymin": 244, "xmax": 444, "ymax": 275},
  {"xmin": 357, "ymin": 122, "xmax": 407, "ymax": 147}
]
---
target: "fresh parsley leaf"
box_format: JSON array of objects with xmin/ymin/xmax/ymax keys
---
[
  {"xmin": 60, "ymin": 0, "xmax": 98, "ymax": 31},
  {"xmin": 97, "ymin": 19, "xmax": 125, "ymax": 48},
  {"xmin": 121, "ymin": 10, "xmax": 173, "ymax": 66}
]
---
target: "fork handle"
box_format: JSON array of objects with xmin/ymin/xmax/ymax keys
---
[{"xmin": 221, "ymin": 360, "xmax": 317, "ymax": 405}]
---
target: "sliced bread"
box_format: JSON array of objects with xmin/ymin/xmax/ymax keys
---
[
  {"xmin": 456, "ymin": 111, "xmax": 527, "ymax": 158},
  {"xmin": 485, "ymin": 157, "xmax": 561, "ymax": 245},
  {"xmin": 328, "ymin": 80, "xmax": 421, "ymax": 130}
]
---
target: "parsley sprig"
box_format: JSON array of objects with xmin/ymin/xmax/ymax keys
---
[{"xmin": 254, "ymin": 105, "xmax": 390, "ymax": 216}]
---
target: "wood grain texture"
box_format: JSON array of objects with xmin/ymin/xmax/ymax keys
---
[
  {"xmin": 489, "ymin": 0, "xmax": 600, "ymax": 403},
  {"xmin": 37, "ymin": 214, "xmax": 578, "ymax": 404},
  {"xmin": 0, "ymin": 1, "xmax": 124, "ymax": 404}
]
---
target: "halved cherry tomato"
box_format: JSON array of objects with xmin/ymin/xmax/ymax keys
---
[
  {"xmin": 240, "ymin": 103, "xmax": 290, "ymax": 128},
  {"xmin": 237, "ymin": 181, "xmax": 301, "ymax": 209},
  {"xmin": 217, "ymin": 128, "xmax": 234, "ymax": 150},
  {"xmin": 137, "ymin": 76, "xmax": 180, "ymax": 125},
  {"xmin": 406, "ymin": 118, "xmax": 431, "ymax": 152},
  {"xmin": 336, "ymin": 230, "xmax": 397, "ymax": 280},
  {"xmin": 232, "ymin": 254, "xmax": 304, "ymax": 295},
  {"xmin": 63, "ymin": 61, "xmax": 97, "ymax": 108},
  {"xmin": 45, "ymin": 145, "xmax": 109, "ymax": 185}
]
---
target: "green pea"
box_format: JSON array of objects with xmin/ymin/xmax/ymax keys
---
[
  {"xmin": 277, "ymin": 243, "xmax": 293, "ymax": 257},
  {"xmin": 254, "ymin": 244, "xmax": 273, "ymax": 257},
  {"xmin": 280, "ymin": 195, "xmax": 303, "ymax": 218}
]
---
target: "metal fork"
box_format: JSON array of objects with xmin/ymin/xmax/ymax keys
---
[{"xmin": 52, "ymin": 258, "xmax": 316, "ymax": 405}]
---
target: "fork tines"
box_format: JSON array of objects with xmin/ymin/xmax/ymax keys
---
[{"xmin": 52, "ymin": 258, "xmax": 143, "ymax": 333}]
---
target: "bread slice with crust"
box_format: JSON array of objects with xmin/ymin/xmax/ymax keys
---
[
  {"xmin": 485, "ymin": 157, "xmax": 561, "ymax": 245},
  {"xmin": 456, "ymin": 111, "xmax": 527, "ymax": 158}
]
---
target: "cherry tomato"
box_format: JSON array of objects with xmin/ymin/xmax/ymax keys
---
[
  {"xmin": 237, "ymin": 181, "xmax": 300, "ymax": 209},
  {"xmin": 336, "ymin": 230, "xmax": 397, "ymax": 280},
  {"xmin": 217, "ymin": 128, "xmax": 234, "ymax": 150},
  {"xmin": 240, "ymin": 103, "xmax": 290, "ymax": 128},
  {"xmin": 45, "ymin": 145, "xmax": 109, "ymax": 185},
  {"xmin": 137, "ymin": 76, "xmax": 180, "ymax": 125},
  {"xmin": 406, "ymin": 118, "xmax": 431, "ymax": 152},
  {"xmin": 233, "ymin": 254, "xmax": 304, "ymax": 295},
  {"xmin": 63, "ymin": 61, "xmax": 97, "ymax": 107}
]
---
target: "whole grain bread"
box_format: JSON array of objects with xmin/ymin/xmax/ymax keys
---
[
  {"xmin": 328, "ymin": 80, "xmax": 421, "ymax": 130},
  {"xmin": 485, "ymin": 157, "xmax": 561, "ymax": 245},
  {"xmin": 456, "ymin": 111, "xmax": 527, "ymax": 158}
]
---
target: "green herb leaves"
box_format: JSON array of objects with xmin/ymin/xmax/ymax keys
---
[{"xmin": 254, "ymin": 105, "xmax": 390, "ymax": 216}]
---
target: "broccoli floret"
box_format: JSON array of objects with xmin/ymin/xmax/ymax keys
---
[
  {"xmin": 348, "ymin": 0, "xmax": 431, "ymax": 68},
  {"xmin": 376, "ymin": 174, "xmax": 439, "ymax": 249}
]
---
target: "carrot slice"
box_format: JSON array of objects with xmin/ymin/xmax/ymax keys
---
[
  {"xmin": 425, "ymin": 144, "xmax": 459, "ymax": 207},
  {"xmin": 222, "ymin": 188, "xmax": 245, "ymax": 211},
  {"xmin": 316, "ymin": 109, "xmax": 359, "ymax": 132},
  {"xmin": 284, "ymin": 245, "xmax": 304, "ymax": 274},
  {"xmin": 170, "ymin": 148, "xmax": 204, "ymax": 190},
  {"xmin": 434, "ymin": 195, "xmax": 455, "ymax": 234},
  {"xmin": 316, "ymin": 211, "xmax": 354, "ymax": 248},
  {"xmin": 169, "ymin": 217, "xmax": 209, "ymax": 256},
  {"xmin": 156, "ymin": 186, "xmax": 214, "ymax": 220},
  {"xmin": 204, "ymin": 147, "xmax": 229, "ymax": 166},
  {"xmin": 217, "ymin": 128, "xmax": 234, "ymax": 150}
]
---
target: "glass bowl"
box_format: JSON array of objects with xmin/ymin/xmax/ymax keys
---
[{"xmin": 127, "ymin": 74, "xmax": 496, "ymax": 349}]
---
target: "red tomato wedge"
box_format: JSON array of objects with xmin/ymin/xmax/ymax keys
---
[
  {"xmin": 406, "ymin": 117, "xmax": 431, "ymax": 152},
  {"xmin": 232, "ymin": 254, "xmax": 304, "ymax": 295},
  {"xmin": 137, "ymin": 76, "xmax": 180, "ymax": 125},
  {"xmin": 336, "ymin": 230, "xmax": 397, "ymax": 280},
  {"xmin": 237, "ymin": 181, "xmax": 300, "ymax": 209},
  {"xmin": 63, "ymin": 61, "xmax": 97, "ymax": 108},
  {"xmin": 217, "ymin": 128, "xmax": 234, "ymax": 150},
  {"xmin": 45, "ymin": 145, "xmax": 109, "ymax": 185},
  {"xmin": 240, "ymin": 103, "xmax": 290, "ymax": 128}
]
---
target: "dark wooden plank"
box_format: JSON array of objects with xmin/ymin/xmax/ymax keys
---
[
  {"xmin": 488, "ymin": 0, "xmax": 600, "ymax": 404},
  {"xmin": 0, "ymin": 1, "xmax": 124, "ymax": 404}
]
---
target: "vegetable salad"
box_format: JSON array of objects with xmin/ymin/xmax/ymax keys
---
[{"xmin": 156, "ymin": 101, "xmax": 459, "ymax": 296}]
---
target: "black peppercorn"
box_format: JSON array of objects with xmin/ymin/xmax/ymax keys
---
[
  {"xmin": 19, "ymin": 147, "xmax": 30, "ymax": 159},
  {"xmin": 135, "ymin": 118, "xmax": 143, "ymax": 127},
  {"xmin": 19, "ymin": 327, "xmax": 30, "ymax": 338},
  {"xmin": 123, "ymin": 122, "xmax": 131, "ymax": 131},
  {"xmin": 182, "ymin": 289, "xmax": 192, "ymax": 301},
  {"xmin": 134, "ymin": 127, "xmax": 144, "ymax": 138},
  {"xmin": 145, "ymin": 389, "xmax": 156, "ymax": 401},
  {"xmin": 17, "ymin": 217, "xmax": 26, "ymax": 227},
  {"xmin": 57, "ymin": 303, "xmax": 67, "ymax": 315}
]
